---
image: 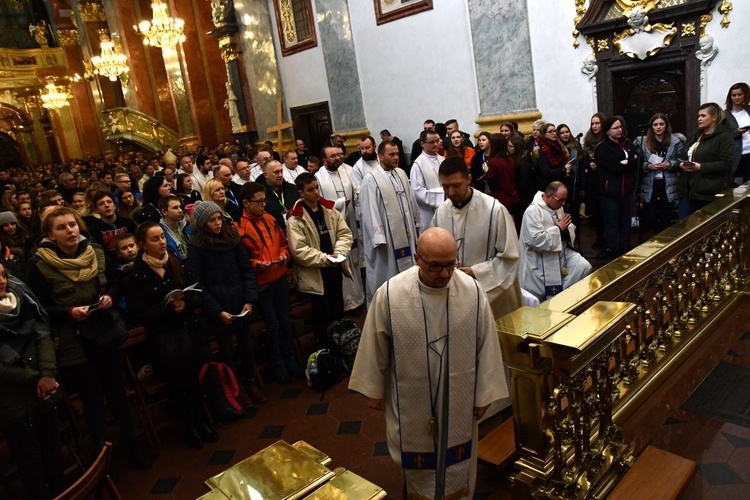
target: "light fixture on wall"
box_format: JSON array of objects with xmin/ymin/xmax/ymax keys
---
[
  {"xmin": 39, "ymin": 80, "xmax": 72, "ymax": 110},
  {"xmin": 134, "ymin": 0, "xmax": 186, "ymax": 48},
  {"xmin": 91, "ymin": 30, "xmax": 129, "ymax": 82}
]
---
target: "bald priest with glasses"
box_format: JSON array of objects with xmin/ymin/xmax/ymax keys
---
[{"xmin": 349, "ymin": 227, "xmax": 507, "ymax": 500}]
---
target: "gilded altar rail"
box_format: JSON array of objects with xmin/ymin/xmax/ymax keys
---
[{"xmin": 496, "ymin": 184, "xmax": 750, "ymax": 499}]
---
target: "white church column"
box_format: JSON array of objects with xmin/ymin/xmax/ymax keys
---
[
  {"xmin": 314, "ymin": 0, "xmax": 369, "ymax": 149},
  {"xmin": 467, "ymin": 0, "xmax": 541, "ymax": 134}
]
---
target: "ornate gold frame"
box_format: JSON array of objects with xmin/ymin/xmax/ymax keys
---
[
  {"xmin": 272, "ymin": 0, "xmax": 318, "ymax": 57},
  {"xmin": 374, "ymin": 0, "xmax": 433, "ymax": 26}
]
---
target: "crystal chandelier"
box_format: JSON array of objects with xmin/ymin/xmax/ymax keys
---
[
  {"xmin": 91, "ymin": 30, "xmax": 129, "ymax": 82},
  {"xmin": 134, "ymin": 0, "xmax": 186, "ymax": 48},
  {"xmin": 40, "ymin": 81, "xmax": 72, "ymax": 110}
]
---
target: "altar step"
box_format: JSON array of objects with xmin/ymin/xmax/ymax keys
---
[
  {"xmin": 608, "ymin": 446, "xmax": 697, "ymax": 500},
  {"xmin": 477, "ymin": 416, "xmax": 516, "ymax": 469}
]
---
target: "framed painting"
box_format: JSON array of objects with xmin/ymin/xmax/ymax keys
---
[
  {"xmin": 272, "ymin": 0, "xmax": 318, "ymax": 56},
  {"xmin": 374, "ymin": 0, "xmax": 433, "ymax": 26}
]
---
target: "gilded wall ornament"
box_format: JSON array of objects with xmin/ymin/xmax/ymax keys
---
[
  {"xmin": 681, "ymin": 23, "xmax": 696, "ymax": 37},
  {"xmin": 613, "ymin": 7, "xmax": 677, "ymax": 60},
  {"xmin": 218, "ymin": 36, "xmax": 239, "ymax": 63},
  {"xmin": 78, "ymin": 1, "xmax": 107, "ymax": 23},
  {"xmin": 699, "ymin": 12, "xmax": 713, "ymax": 37},
  {"xmin": 57, "ymin": 29, "xmax": 80, "ymax": 46},
  {"xmin": 597, "ymin": 39, "xmax": 610, "ymax": 52},
  {"xmin": 614, "ymin": 0, "xmax": 661, "ymax": 15},
  {"xmin": 719, "ymin": 1, "xmax": 732, "ymax": 28},
  {"xmin": 572, "ymin": 0, "xmax": 587, "ymax": 48}
]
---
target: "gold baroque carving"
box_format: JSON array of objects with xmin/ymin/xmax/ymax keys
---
[
  {"xmin": 57, "ymin": 29, "xmax": 80, "ymax": 46},
  {"xmin": 597, "ymin": 39, "xmax": 610, "ymax": 52},
  {"xmin": 572, "ymin": 0, "xmax": 587, "ymax": 48},
  {"xmin": 614, "ymin": 0, "xmax": 660, "ymax": 16},
  {"xmin": 78, "ymin": 1, "xmax": 107, "ymax": 23},
  {"xmin": 719, "ymin": 1, "xmax": 732, "ymax": 28},
  {"xmin": 681, "ymin": 23, "xmax": 696, "ymax": 37},
  {"xmin": 218, "ymin": 36, "xmax": 239, "ymax": 63},
  {"xmin": 613, "ymin": 22, "xmax": 677, "ymax": 59},
  {"xmin": 699, "ymin": 11, "xmax": 713, "ymax": 37}
]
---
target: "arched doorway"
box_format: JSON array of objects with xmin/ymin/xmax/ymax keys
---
[{"xmin": 0, "ymin": 131, "xmax": 21, "ymax": 169}]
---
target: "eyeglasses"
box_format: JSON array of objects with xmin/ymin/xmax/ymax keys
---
[
  {"xmin": 416, "ymin": 253, "xmax": 458, "ymax": 273},
  {"xmin": 249, "ymin": 199, "xmax": 267, "ymax": 205},
  {"xmin": 551, "ymin": 195, "xmax": 567, "ymax": 204},
  {"xmin": 424, "ymin": 139, "xmax": 442, "ymax": 145},
  {"xmin": 545, "ymin": 130, "xmax": 557, "ymax": 135}
]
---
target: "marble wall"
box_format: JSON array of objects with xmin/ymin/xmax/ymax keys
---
[
  {"xmin": 314, "ymin": 0, "xmax": 366, "ymax": 132},
  {"xmin": 234, "ymin": 0, "xmax": 285, "ymax": 141},
  {"xmin": 467, "ymin": 0, "xmax": 537, "ymax": 116}
]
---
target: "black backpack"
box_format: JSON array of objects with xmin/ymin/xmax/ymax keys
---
[
  {"xmin": 326, "ymin": 319, "xmax": 362, "ymax": 373},
  {"xmin": 199, "ymin": 362, "xmax": 244, "ymax": 421},
  {"xmin": 305, "ymin": 349, "xmax": 343, "ymax": 391}
]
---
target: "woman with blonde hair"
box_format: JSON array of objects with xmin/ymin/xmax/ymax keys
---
[{"xmin": 201, "ymin": 178, "xmax": 233, "ymax": 224}]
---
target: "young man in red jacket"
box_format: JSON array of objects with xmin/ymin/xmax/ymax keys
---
[{"xmin": 236, "ymin": 182, "xmax": 304, "ymax": 383}]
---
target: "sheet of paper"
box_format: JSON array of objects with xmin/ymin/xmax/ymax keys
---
[
  {"xmin": 230, "ymin": 310, "xmax": 250, "ymax": 318},
  {"xmin": 327, "ymin": 254, "xmax": 346, "ymax": 263},
  {"xmin": 647, "ymin": 153, "xmax": 664, "ymax": 164}
]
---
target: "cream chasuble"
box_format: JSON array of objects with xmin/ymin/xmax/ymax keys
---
[
  {"xmin": 282, "ymin": 165, "xmax": 306, "ymax": 184},
  {"xmin": 349, "ymin": 267, "xmax": 507, "ymax": 500},
  {"xmin": 360, "ymin": 165, "xmax": 421, "ymax": 306},
  {"xmin": 432, "ymin": 189, "xmax": 523, "ymax": 320}
]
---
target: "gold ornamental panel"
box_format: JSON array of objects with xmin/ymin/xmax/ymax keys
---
[
  {"xmin": 101, "ymin": 107, "xmax": 179, "ymax": 152},
  {"xmin": 57, "ymin": 29, "xmax": 80, "ymax": 46},
  {"xmin": 681, "ymin": 23, "xmax": 696, "ymax": 37},
  {"xmin": 78, "ymin": 1, "xmax": 107, "ymax": 23}
]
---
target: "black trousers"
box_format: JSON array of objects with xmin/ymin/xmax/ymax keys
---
[
  {"xmin": 1, "ymin": 407, "xmax": 65, "ymax": 500},
  {"xmin": 209, "ymin": 316, "xmax": 256, "ymax": 381},
  {"xmin": 312, "ymin": 267, "xmax": 344, "ymax": 345},
  {"xmin": 59, "ymin": 351, "xmax": 138, "ymax": 450}
]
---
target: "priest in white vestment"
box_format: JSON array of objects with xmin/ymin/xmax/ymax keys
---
[
  {"xmin": 282, "ymin": 150, "xmax": 306, "ymax": 184},
  {"xmin": 316, "ymin": 146, "xmax": 365, "ymax": 311},
  {"xmin": 432, "ymin": 157, "xmax": 523, "ymax": 320},
  {"xmin": 410, "ymin": 130, "xmax": 445, "ymax": 233},
  {"xmin": 349, "ymin": 228, "xmax": 507, "ymax": 500},
  {"xmin": 360, "ymin": 141, "xmax": 422, "ymax": 306},
  {"xmin": 249, "ymin": 150, "xmax": 272, "ymax": 181},
  {"xmin": 351, "ymin": 136, "xmax": 379, "ymax": 185},
  {"xmin": 519, "ymin": 182, "xmax": 592, "ymax": 302}
]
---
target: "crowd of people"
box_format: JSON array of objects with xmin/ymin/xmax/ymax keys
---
[{"xmin": 1, "ymin": 81, "xmax": 748, "ymax": 498}]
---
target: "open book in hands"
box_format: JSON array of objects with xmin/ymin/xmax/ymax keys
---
[{"xmin": 161, "ymin": 282, "xmax": 202, "ymax": 307}]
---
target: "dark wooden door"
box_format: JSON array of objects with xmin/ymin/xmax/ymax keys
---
[
  {"xmin": 290, "ymin": 101, "xmax": 332, "ymax": 159},
  {"xmin": 613, "ymin": 64, "xmax": 686, "ymax": 138}
]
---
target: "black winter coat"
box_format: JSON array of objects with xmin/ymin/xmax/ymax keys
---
[
  {"xmin": 186, "ymin": 233, "xmax": 258, "ymax": 318},
  {"xmin": 595, "ymin": 138, "xmax": 639, "ymax": 198}
]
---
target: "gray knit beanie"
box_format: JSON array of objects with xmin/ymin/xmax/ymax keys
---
[
  {"xmin": 0, "ymin": 211, "xmax": 18, "ymax": 227},
  {"xmin": 192, "ymin": 201, "xmax": 221, "ymax": 230}
]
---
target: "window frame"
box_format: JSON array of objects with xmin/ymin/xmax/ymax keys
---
[{"xmin": 272, "ymin": 0, "xmax": 318, "ymax": 57}]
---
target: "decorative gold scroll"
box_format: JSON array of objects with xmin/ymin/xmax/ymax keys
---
[
  {"xmin": 56, "ymin": 29, "xmax": 80, "ymax": 46},
  {"xmin": 719, "ymin": 1, "xmax": 733, "ymax": 28},
  {"xmin": 78, "ymin": 1, "xmax": 107, "ymax": 23}
]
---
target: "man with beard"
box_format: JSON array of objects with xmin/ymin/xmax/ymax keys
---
[
  {"xmin": 315, "ymin": 145, "xmax": 365, "ymax": 311},
  {"xmin": 360, "ymin": 141, "xmax": 421, "ymax": 305},
  {"xmin": 411, "ymin": 129, "xmax": 445, "ymax": 233},
  {"xmin": 351, "ymin": 136, "xmax": 379, "ymax": 185},
  {"xmin": 191, "ymin": 155, "xmax": 213, "ymax": 193}
]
